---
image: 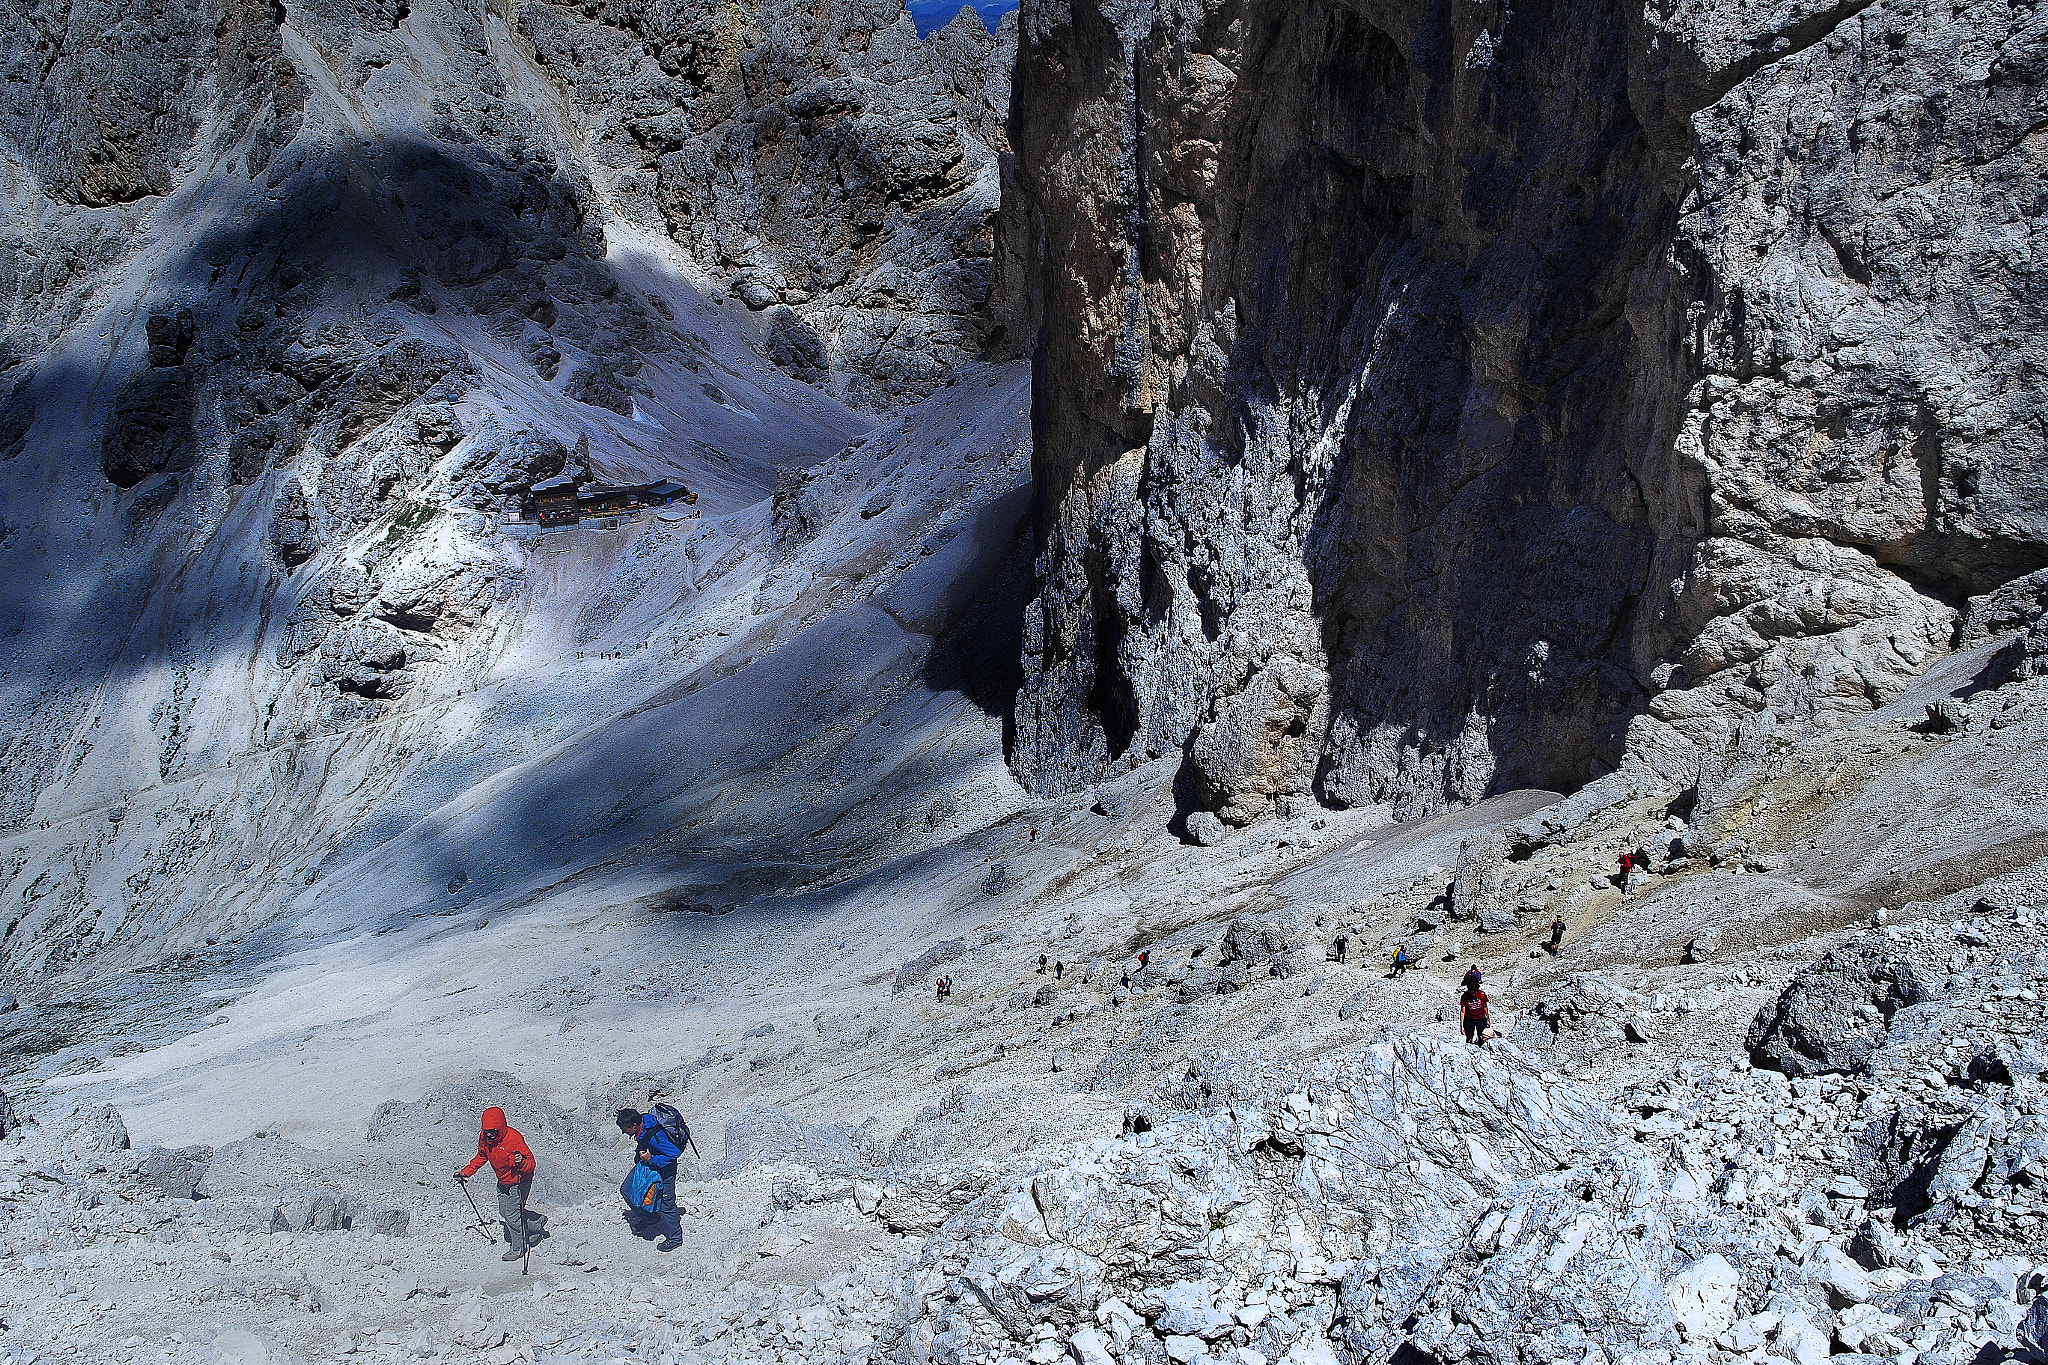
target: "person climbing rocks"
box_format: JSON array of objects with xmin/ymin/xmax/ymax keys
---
[
  {"xmin": 1138, "ymin": 950, "xmax": 1149, "ymax": 971},
  {"xmin": 1616, "ymin": 851, "xmax": 1633, "ymax": 886},
  {"xmin": 1029, "ymin": 827, "xmax": 1037, "ymax": 842},
  {"xmin": 1392, "ymin": 946, "xmax": 1412, "ymax": 976},
  {"xmin": 616, "ymin": 1108, "xmax": 683, "ymax": 1252},
  {"xmin": 1054, "ymin": 961, "xmax": 1064, "ymax": 981},
  {"xmin": 456, "ymin": 1107, "xmax": 544, "ymax": 1261},
  {"xmin": 1460, "ymin": 987, "xmax": 1490, "ymax": 1046},
  {"xmin": 1037, "ymin": 954, "xmax": 1048, "ymax": 974},
  {"xmin": 1331, "ymin": 934, "xmax": 1349, "ymax": 963},
  {"xmin": 1549, "ymin": 917, "xmax": 1565, "ymax": 952},
  {"xmin": 1461, "ymin": 965, "xmax": 1482, "ymax": 994},
  {"xmin": 1119, "ymin": 971, "xmax": 1130, "ymax": 991},
  {"xmin": 934, "ymin": 976, "xmax": 951, "ymax": 1001}
]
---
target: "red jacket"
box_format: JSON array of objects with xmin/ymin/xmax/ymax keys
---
[
  {"xmin": 458, "ymin": 1107, "xmax": 536, "ymax": 1185},
  {"xmin": 1461, "ymin": 990, "xmax": 1490, "ymax": 1022}
]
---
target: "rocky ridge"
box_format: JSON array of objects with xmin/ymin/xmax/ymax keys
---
[{"xmin": 514, "ymin": 0, "xmax": 1013, "ymax": 407}]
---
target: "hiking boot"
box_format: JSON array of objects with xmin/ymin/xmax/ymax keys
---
[
  {"xmin": 502, "ymin": 1248, "xmax": 526, "ymax": 1261},
  {"xmin": 656, "ymin": 1237, "xmax": 682, "ymax": 1253}
]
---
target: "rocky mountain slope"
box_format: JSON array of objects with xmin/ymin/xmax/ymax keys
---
[
  {"xmin": 4, "ymin": 664, "xmax": 2048, "ymax": 1365},
  {"xmin": 3, "ymin": 1, "xmax": 2048, "ymax": 1364},
  {"xmin": 0, "ymin": 0, "xmax": 1013, "ymax": 981}
]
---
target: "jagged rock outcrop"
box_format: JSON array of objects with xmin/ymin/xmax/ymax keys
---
[
  {"xmin": 895, "ymin": 1038, "xmax": 1732, "ymax": 1365},
  {"xmin": 1002, "ymin": 0, "xmax": 2048, "ymax": 827},
  {"xmin": 1748, "ymin": 936, "xmax": 1932, "ymax": 1077},
  {"xmin": 516, "ymin": 0, "xmax": 1015, "ymax": 407}
]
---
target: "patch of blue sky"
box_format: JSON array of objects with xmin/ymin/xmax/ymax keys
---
[{"xmin": 905, "ymin": 0, "xmax": 1018, "ymax": 38}]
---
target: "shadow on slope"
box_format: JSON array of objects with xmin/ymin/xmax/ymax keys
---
[
  {"xmin": 0, "ymin": 130, "xmax": 870, "ymax": 983},
  {"xmin": 287, "ymin": 366, "xmax": 1036, "ymax": 940}
]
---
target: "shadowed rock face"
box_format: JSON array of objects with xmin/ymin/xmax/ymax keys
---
[
  {"xmin": 1002, "ymin": 0, "xmax": 2048, "ymax": 825},
  {"xmin": 0, "ymin": 0, "xmax": 303, "ymax": 208}
]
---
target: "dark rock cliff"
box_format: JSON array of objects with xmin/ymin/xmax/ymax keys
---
[{"xmin": 1001, "ymin": 0, "xmax": 2048, "ymax": 825}]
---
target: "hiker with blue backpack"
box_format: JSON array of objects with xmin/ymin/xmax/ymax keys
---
[{"xmin": 617, "ymin": 1105, "xmax": 693, "ymax": 1252}]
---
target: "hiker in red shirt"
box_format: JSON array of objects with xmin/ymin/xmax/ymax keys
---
[
  {"xmin": 1460, "ymin": 988, "xmax": 1490, "ymax": 1046},
  {"xmin": 456, "ymin": 1106, "xmax": 545, "ymax": 1260}
]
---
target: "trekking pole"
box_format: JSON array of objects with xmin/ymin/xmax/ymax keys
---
[{"xmin": 455, "ymin": 1178, "xmax": 496, "ymax": 1243}]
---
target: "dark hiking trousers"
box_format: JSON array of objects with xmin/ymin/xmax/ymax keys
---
[
  {"xmin": 649, "ymin": 1162, "xmax": 681, "ymax": 1241},
  {"xmin": 1463, "ymin": 1015, "xmax": 1487, "ymax": 1045}
]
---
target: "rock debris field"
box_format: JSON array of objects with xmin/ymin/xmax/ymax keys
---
[{"xmin": 6, "ymin": 657, "xmax": 2048, "ymax": 1365}]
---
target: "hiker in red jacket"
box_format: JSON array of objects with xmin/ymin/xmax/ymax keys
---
[{"xmin": 456, "ymin": 1106, "xmax": 545, "ymax": 1260}]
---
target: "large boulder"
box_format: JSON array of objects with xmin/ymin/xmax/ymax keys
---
[
  {"xmin": 710, "ymin": 1105, "xmax": 874, "ymax": 1179},
  {"xmin": 1666, "ymin": 1254, "xmax": 1740, "ymax": 1342},
  {"xmin": 894, "ymin": 938, "xmax": 969, "ymax": 996},
  {"xmin": 134, "ymin": 1144, "xmax": 214, "ymax": 1200},
  {"xmin": 1517, "ymin": 974, "xmax": 1650, "ymax": 1060},
  {"xmin": 1216, "ymin": 912, "xmax": 1302, "ymax": 970},
  {"xmin": 62, "ymin": 1103, "xmax": 130, "ymax": 1157},
  {"xmin": 2018, "ymin": 1294, "xmax": 2048, "ymax": 1359},
  {"xmin": 1967, "ymin": 1037, "xmax": 2048, "ymax": 1086},
  {"xmin": 1453, "ymin": 830, "xmax": 1512, "ymax": 931},
  {"xmin": 365, "ymin": 1069, "xmax": 616, "ymax": 1204},
  {"xmin": 1746, "ymin": 935, "xmax": 1930, "ymax": 1076}
]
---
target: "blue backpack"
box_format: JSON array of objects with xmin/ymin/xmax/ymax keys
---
[{"xmin": 621, "ymin": 1163, "xmax": 661, "ymax": 1212}]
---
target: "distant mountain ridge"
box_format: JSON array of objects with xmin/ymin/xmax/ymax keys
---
[{"xmin": 906, "ymin": 0, "xmax": 1016, "ymax": 37}]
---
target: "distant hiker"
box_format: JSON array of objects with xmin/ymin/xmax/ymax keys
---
[
  {"xmin": 1119, "ymin": 972, "xmax": 1130, "ymax": 991},
  {"xmin": 1461, "ymin": 966, "xmax": 1482, "ymax": 994},
  {"xmin": 1138, "ymin": 950, "xmax": 1149, "ymax": 970},
  {"xmin": 1038, "ymin": 954, "xmax": 1049, "ymax": 974},
  {"xmin": 1549, "ymin": 918, "xmax": 1565, "ymax": 951},
  {"xmin": 1332, "ymin": 934, "xmax": 1349, "ymax": 963},
  {"xmin": 456, "ymin": 1107, "xmax": 543, "ymax": 1261},
  {"xmin": 1054, "ymin": 961, "xmax": 1064, "ymax": 981},
  {"xmin": 1029, "ymin": 827, "xmax": 1038, "ymax": 842},
  {"xmin": 617, "ymin": 1108, "xmax": 684, "ymax": 1252},
  {"xmin": 1460, "ymin": 988, "xmax": 1490, "ymax": 1046},
  {"xmin": 1616, "ymin": 851, "xmax": 1633, "ymax": 884},
  {"xmin": 1392, "ymin": 947, "xmax": 1412, "ymax": 976}
]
